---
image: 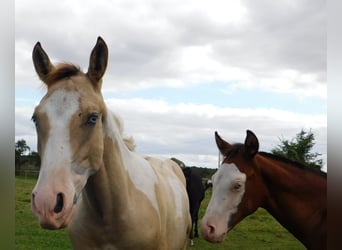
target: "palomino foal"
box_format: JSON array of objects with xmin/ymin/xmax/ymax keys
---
[
  {"xmin": 31, "ymin": 37, "xmax": 191, "ymax": 249},
  {"xmin": 201, "ymin": 130, "xmax": 326, "ymax": 250}
]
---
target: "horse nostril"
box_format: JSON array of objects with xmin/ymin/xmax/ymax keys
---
[
  {"xmin": 208, "ymin": 224, "xmax": 215, "ymax": 235},
  {"xmin": 31, "ymin": 193, "xmax": 36, "ymax": 207},
  {"xmin": 54, "ymin": 193, "xmax": 64, "ymax": 213}
]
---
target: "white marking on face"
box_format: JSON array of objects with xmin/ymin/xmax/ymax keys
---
[
  {"xmin": 31, "ymin": 89, "xmax": 94, "ymax": 229},
  {"xmin": 39, "ymin": 90, "xmax": 80, "ymax": 171},
  {"xmin": 205, "ymin": 163, "xmax": 246, "ymax": 228}
]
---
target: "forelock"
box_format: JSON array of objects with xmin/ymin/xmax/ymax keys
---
[{"xmin": 44, "ymin": 63, "xmax": 81, "ymax": 87}]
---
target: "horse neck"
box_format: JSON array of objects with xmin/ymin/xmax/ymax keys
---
[
  {"xmin": 257, "ymin": 154, "xmax": 326, "ymax": 245},
  {"xmin": 82, "ymin": 109, "xmax": 135, "ymax": 221}
]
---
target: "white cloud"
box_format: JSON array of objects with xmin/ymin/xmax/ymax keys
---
[
  {"xmin": 15, "ymin": 97, "xmax": 326, "ymax": 170},
  {"xmin": 116, "ymin": 98, "xmax": 327, "ymax": 170}
]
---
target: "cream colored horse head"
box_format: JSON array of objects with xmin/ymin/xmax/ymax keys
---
[{"xmin": 31, "ymin": 37, "xmax": 109, "ymax": 229}]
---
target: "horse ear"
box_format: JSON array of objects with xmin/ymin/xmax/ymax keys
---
[
  {"xmin": 244, "ymin": 130, "xmax": 259, "ymax": 158},
  {"xmin": 215, "ymin": 131, "xmax": 232, "ymax": 156},
  {"xmin": 32, "ymin": 42, "xmax": 55, "ymax": 83},
  {"xmin": 87, "ymin": 36, "xmax": 108, "ymax": 87}
]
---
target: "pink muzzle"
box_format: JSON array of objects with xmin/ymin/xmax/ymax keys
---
[
  {"xmin": 201, "ymin": 215, "xmax": 228, "ymax": 243},
  {"xmin": 31, "ymin": 187, "xmax": 77, "ymax": 229}
]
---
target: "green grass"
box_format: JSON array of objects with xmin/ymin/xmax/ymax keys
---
[{"xmin": 15, "ymin": 177, "xmax": 304, "ymax": 249}]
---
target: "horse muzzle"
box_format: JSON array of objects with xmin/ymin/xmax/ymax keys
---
[
  {"xmin": 31, "ymin": 190, "xmax": 76, "ymax": 229},
  {"xmin": 201, "ymin": 216, "xmax": 228, "ymax": 243}
]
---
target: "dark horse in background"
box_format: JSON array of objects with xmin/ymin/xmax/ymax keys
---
[{"xmin": 182, "ymin": 167, "xmax": 206, "ymax": 246}]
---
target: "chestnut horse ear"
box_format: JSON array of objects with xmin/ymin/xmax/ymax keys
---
[
  {"xmin": 87, "ymin": 36, "xmax": 108, "ymax": 87},
  {"xmin": 244, "ymin": 130, "xmax": 259, "ymax": 158},
  {"xmin": 32, "ymin": 42, "xmax": 55, "ymax": 83},
  {"xmin": 215, "ymin": 131, "xmax": 232, "ymax": 156}
]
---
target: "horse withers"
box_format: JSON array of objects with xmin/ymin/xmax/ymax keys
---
[
  {"xmin": 30, "ymin": 37, "xmax": 191, "ymax": 249},
  {"xmin": 201, "ymin": 130, "xmax": 326, "ymax": 250}
]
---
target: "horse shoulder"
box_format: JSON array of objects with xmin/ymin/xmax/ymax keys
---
[
  {"xmin": 143, "ymin": 156, "xmax": 191, "ymax": 246},
  {"xmin": 144, "ymin": 157, "xmax": 186, "ymax": 186},
  {"xmin": 143, "ymin": 156, "xmax": 190, "ymax": 218}
]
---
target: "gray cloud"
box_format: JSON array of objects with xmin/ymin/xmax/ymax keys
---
[
  {"xmin": 16, "ymin": 0, "xmax": 326, "ymax": 95},
  {"xmin": 103, "ymin": 98, "xmax": 326, "ymax": 168}
]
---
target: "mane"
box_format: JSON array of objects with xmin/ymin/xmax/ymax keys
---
[
  {"xmin": 123, "ymin": 136, "xmax": 136, "ymax": 152},
  {"xmin": 259, "ymin": 152, "xmax": 327, "ymax": 177},
  {"xmin": 226, "ymin": 143, "xmax": 326, "ymax": 177},
  {"xmin": 44, "ymin": 63, "xmax": 81, "ymax": 86},
  {"xmin": 110, "ymin": 112, "xmax": 136, "ymax": 152}
]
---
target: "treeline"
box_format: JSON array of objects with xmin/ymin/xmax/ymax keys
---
[
  {"xmin": 171, "ymin": 157, "xmax": 217, "ymax": 180},
  {"xmin": 14, "ymin": 139, "xmax": 217, "ymax": 179},
  {"xmin": 15, "ymin": 128, "xmax": 323, "ymax": 178},
  {"xmin": 15, "ymin": 139, "xmax": 40, "ymax": 177}
]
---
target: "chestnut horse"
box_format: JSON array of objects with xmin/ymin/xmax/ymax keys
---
[
  {"xmin": 30, "ymin": 37, "xmax": 191, "ymax": 249},
  {"xmin": 201, "ymin": 130, "xmax": 326, "ymax": 250}
]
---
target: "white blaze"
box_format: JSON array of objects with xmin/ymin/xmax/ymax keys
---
[
  {"xmin": 205, "ymin": 163, "xmax": 246, "ymax": 227},
  {"xmin": 39, "ymin": 89, "xmax": 80, "ymax": 173}
]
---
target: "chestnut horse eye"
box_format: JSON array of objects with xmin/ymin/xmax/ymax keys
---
[
  {"xmin": 233, "ymin": 183, "xmax": 241, "ymax": 190},
  {"xmin": 87, "ymin": 113, "xmax": 99, "ymax": 125}
]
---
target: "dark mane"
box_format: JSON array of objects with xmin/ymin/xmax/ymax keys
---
[
  {"xmin": 44, "ymin": 63, "xmax": 81, "ymax": 86},
  {"xmin": 225, "ymin": 143, "xmax": 327, "ymax": 177},
  {"xmin": 259, "ymin": 152, "xmax": 327, "ymax": 177}
]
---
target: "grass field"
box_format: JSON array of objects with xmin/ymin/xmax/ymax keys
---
[{"xmin": 15, "ymin": 176, "xmax": 305, "ymax": 249}]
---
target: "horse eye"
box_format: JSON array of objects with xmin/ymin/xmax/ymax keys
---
[
  {"xmin": 87, "ymin": 113, "xmax": 99, "ymax": 125},
  {"xmin": 31, "ymin": 115, "xmax": 37, "ymax": 125},
  {"xmin": 232, "ymin": 183, "xmax": 242, "ymax": 191}
]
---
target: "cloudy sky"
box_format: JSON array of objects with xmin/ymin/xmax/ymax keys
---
[{"xmin": 15, "ymin": 0, "xmax": 327, "ymax": 171}]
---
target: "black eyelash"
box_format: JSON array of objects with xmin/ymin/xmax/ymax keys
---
[{"xmin": 31, "ymin": 115, "xmax": 37, "ymax": 125}]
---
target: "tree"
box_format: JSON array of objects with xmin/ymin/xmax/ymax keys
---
[
  {"xmin": 15, "ymin": 139, "xmax": 31, "ymax": 173},
  {"xmin": 271, "ymin": 129, "xmax": 323, "ymax": 170},
  {"xmin": 15, "ymin": 139, "xmax": 30, "ymax": 156}
]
